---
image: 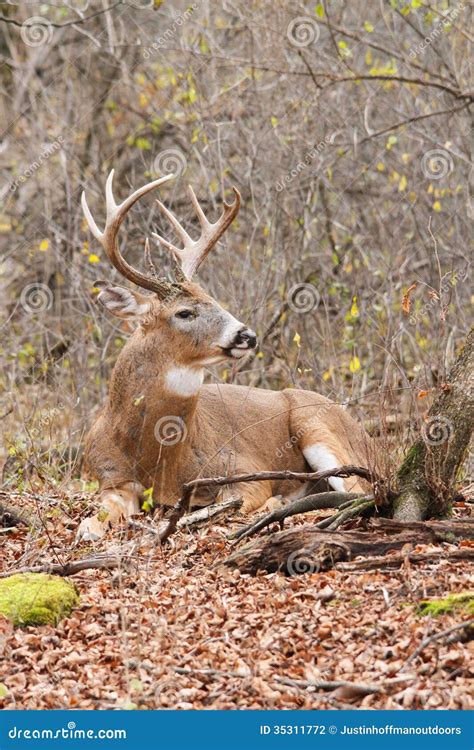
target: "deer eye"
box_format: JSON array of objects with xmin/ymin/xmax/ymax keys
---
[{"xmin": 175, "ymin": 309, "xmax": 195, "ymax": 320}]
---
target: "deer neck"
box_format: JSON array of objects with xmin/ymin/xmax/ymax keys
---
[{"xmin": 108, "ymin": 328, "xmax": 204, "ymax": 435}]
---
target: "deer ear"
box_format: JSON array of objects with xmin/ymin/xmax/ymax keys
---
[{"xmin": 96, "ymin": 283, "xmax": 152, "ymax": 319}]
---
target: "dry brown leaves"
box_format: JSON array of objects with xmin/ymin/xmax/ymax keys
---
[{"xmin": 0, "ymin": 492, "xmax": 472, "ymax": 710}]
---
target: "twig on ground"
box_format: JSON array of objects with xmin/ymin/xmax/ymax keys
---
[
  {"xmin": 274, "ymin": 676, "xmax": 381, "ymax": 694},
  {"xmin": 402, "ymin": 619, "xmax": 474, "ymax": 671}
]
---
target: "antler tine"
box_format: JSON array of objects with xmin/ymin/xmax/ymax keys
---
[
  {"xmin": 81, "ymin": 169, "xmax": 176, "ymax": 298},
  {"xmin": 151, "ymin": 185, "xmax": 241, "ymax": 280}
]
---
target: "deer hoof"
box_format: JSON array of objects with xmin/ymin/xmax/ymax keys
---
[{"xmin": 76, "ymin": 515, "xmax": 108, "ymax": 542}]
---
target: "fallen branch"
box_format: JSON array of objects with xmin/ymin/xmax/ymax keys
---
[
  {"xmin": 230, "ymin": 491, "xmax": 361, "ymax": 541},
  {"xmin": 274, "ymin": 673, "xmax": 416, "ymax": 695},
  {"xmin": 159, "ymin": 464, "xmax": 375, "ymax": 543},
  {"xmin": 222, "ymin": 522, "xmax": 474, "ymax": 575},
  {"xmin": 130, "ymin": 496, "xmax": 242, "ymax": 538},
  {"xmin": 336, "ymin": 547, "xmax": 474, "ymax": 571},
  {"xmin": 368, "ymin": 516, "xmax": 474, "ymax": 540},
  {"xmin": 402, "ymin": 619, "xmax": 474, "ymax": 671},
  {"xmin": 274, "ymin": 675, "xmax": 381, "ymax": 694},
  {"xmin": 0, "ymin": 552, "xmax": 132, "ymax": 578},
  {"xmin": 0, "ymin": 496, "xmax": 32, "ymax": 528}
]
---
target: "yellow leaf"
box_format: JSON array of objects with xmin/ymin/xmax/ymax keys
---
[
  {"xmin": 432, "ymin": 200, "xmax": 441, "ymax": 212},
  {"xmin": 270, "ymin": 116, "xmax": 278, "ymax": 128},
  {"xmin": 322, "ymin": 367, "xmax": 333, "ymax": 382},
  {"xmin": 88, "ymin": 254, "xmax": 100, "ymax": 264},
  {"xmin": 363, "ymin": 21, "xmax": 374, "ymax": 32},
  {"xmin": 376, "ymin": 162, "xmax": 385, "ymax": 171},
  {"xmin": 350, "ymin": 296, "xmax": 359, "ymax": 317},
  {"xmin": 293, "ymin": 331, "xmax": 301, "ymax": 348},
  {"xmin": 349, "ymin": 356, "xmax": 361, "ymax": 373},
  {"xmin": 401, "ymin": 153, "xmax": 410, "ymax": 163},
  {"xmin": 39, "ymin": 239, "xmax": 49, "ymax": 252},
  {"xmin": 398, "ymin": 175, "xmax": 407, "ymax": 191}
]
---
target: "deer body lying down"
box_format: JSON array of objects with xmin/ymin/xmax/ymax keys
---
[{"xmin": 78, "ymin": 171, "xmax": 371, "ymax": 540}]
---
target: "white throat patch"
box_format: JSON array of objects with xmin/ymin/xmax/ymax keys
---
[{"xmin": 164, "ymin": 366, "xmax": 204, "ymax": 397}]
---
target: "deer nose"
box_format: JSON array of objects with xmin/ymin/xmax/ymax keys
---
[{"xmin": 234, "ymin": 327, "xmax": 257, "ymax": 349}]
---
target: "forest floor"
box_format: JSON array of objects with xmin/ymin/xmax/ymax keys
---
[{"xmin": 0, "ymin": 490, "xmax": 473, "ymax": 710}]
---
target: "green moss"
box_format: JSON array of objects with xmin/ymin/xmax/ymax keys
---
[
  {"xmin": 397, "ymin": 440, "xmax": 425, "ymax": 481},
  {"xmin": 418, "ymin": 591, "xmax": 474, "ymax": 617},
  {"xmin": 0, "ymin": 573, "xmax": 79, "ymax": 626}
]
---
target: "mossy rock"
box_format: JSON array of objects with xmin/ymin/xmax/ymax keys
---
[
  {"xmin": 0, "ymin": 573, "xmax": 79, "ymax": 626},
  {"xmin": 418, "ymin": 591, "xmax": 474, "ymax": 617}
]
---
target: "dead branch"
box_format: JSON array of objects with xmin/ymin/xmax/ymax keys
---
[
  {"xmin": 368, "ymin": 517, "xmax": 474, "ymax": 540},
  {"xmin": 222, "ymin": 521, "xmax": 474, "ymax": 576},
  {"xmin": 0, "ymin": 495, "xmax": 33, "ymax": 528},
  {"xmin": 0, "ymin": 552, "xmax": 131, "ymax": 578},
  {"xmin": 230, "ymin": 491, "xmax": 362, "ymax": 541},
  {"xmin": 159, "ymin": 464, "xmax": 375, "ymax": 543},
  {"xmin": 129, "ymin": 496, "xmax": 242, "ymax": 538},
  {"xmin": 274, "ymin": 675, "xmax": 381, "ymax": 694},
  {"xmin": 402, "ymin": 620, "xmax": 474, "ymax": 671},
  {"xmin": 336, "ymin": 547, "xmax": 474, "ymax": 571},
  {"xmin": 320, "ymin": 496, "xmax": 375, "ymax": 531}
]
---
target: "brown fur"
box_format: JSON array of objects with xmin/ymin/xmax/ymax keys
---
[{"xmin": 79, "ymin": 282, "xmax": 374, "ymax": 538}]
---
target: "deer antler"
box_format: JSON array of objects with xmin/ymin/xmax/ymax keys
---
[
  {"xmin": 81, "ymin": 169, "xmax": 178, "ymax": 298},
  {"xmin": 152, "ymin": 185, "xmax": 241, "ymax": 280}
]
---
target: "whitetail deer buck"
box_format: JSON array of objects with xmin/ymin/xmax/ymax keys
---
[{"xmin": 78, "ymin": 170, "xmax": 373, "ymax": 540}]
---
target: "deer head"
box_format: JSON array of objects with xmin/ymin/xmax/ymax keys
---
[{"xmin": 81, "ymin": 171, "xmax": 257, "ymax": 368}]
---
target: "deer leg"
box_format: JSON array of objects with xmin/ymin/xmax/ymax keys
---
[
  {"xmin": 239, "ymin": 480, "xmax": 274, "ymax": 514},
  {"xmin": 77, "ymin": 481, "xmax": 143, "ymax": 541}
]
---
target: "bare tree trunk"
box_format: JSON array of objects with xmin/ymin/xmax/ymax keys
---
[{"xmin": 393, "ymin": 328, "xmax": 474, "ymax": 521}]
